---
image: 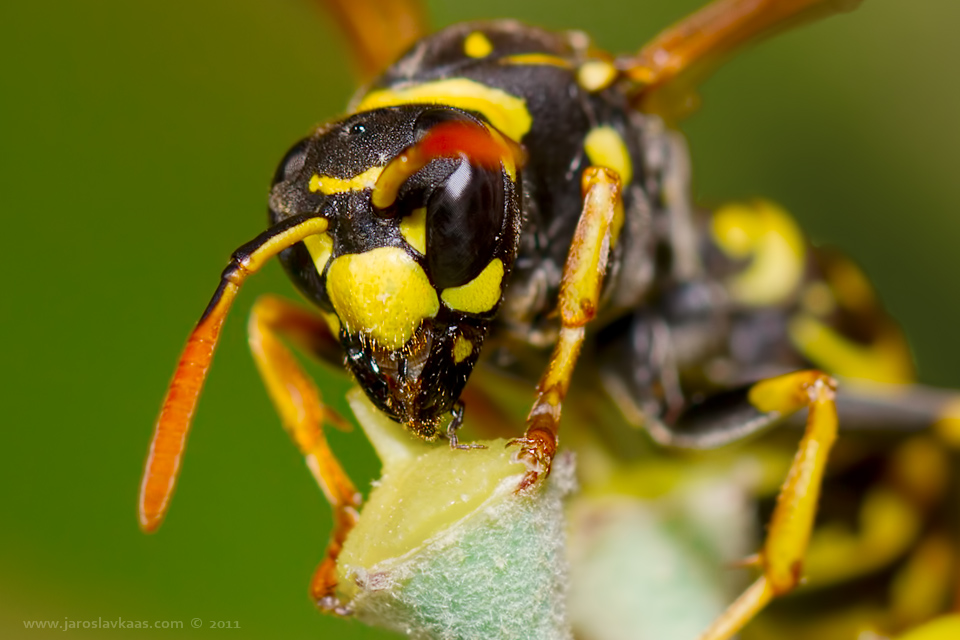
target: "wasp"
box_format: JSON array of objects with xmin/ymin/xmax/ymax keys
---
[{"xmin": 138, "ymin": 0, "xmax": 960, "ymax": 638}]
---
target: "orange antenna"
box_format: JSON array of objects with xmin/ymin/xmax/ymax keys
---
[
  {"xmin": 138, "ymin": 214, "xmax": 330, "ymax": 533},
  {"xmin": 315, "ymin": 0, "xmax": 429, "ymax": 81},
  {"xmin": 621, "ymin": 0, "xmax": 862, "ymax": 119},
  {"xmin": 626, "ymin": 0, "xmax": 862, "ymax": 89}
]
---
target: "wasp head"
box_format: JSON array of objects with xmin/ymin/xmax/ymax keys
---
[{"xmin": 268, "ymin": 105, "xmax": 523, "ymax": 439}]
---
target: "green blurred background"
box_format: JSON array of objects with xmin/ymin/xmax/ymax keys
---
[{"xmin": 2, "ymin": 0, "xmax": 958, "ymax": 637}]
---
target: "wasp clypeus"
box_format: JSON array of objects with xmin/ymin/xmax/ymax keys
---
[{"xmin": 138, "ymin": 0, "xmax": 960, "ymax": 638}]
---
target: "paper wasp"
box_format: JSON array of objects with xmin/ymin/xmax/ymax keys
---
[{"xmin": 138, "ymin": 1, "xmax": 960, "ymax": 637}]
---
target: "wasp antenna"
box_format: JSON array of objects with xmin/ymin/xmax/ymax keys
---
[
  {"xmin": 372, "ymin": 120, "xmax": 521, "ymax": 211},
  {"xmin": 622, "ymin": 0, "xmax": 862, "ymax": 116},
  {"xmin": 138, "ymin": 214, "xmax": 330, "ymax": 533},
  {"xmin": 315, "ymin": 0, "xmax": 429, "ymax": 82}
]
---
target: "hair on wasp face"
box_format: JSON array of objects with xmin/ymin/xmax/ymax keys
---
[{"xmin": 267, "ymin": 104, "xmax": 523, "ymax": 437}]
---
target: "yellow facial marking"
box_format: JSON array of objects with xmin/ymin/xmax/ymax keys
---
[
  {"xmin": 464, "ymin": 31, "xmax": 493, "ymax": 58},
  {"xmin": 357, "ymin": 79, "xmax": 532, "ymax": 142},
  {"xmin": 577, "ymin": 60, "xmax": 618, "ymax": 92},
  {"xmin": 711, "ymin": 200, "xmax": 805, "ymax": 307},
  {"xmin": 452, "ymin": 335, "xmax": 473, "ymax": 364},
  {"xmin": 499, "ymin": 54, "xmax": 572, "ymax": 69},
  {"xmin": 584, "ymin": 126, "xmax": 633, "ymax": 185},
  {"xmin": 309, "ymin": 165, "xmax": 383, "ymax": 195},
  {"xmin": 302, "ymin": 232, "xmax": 333, "ymax": 275},
  {"xmin": 399, "ymin": 207, "xmax": 427, "ymax": 255},
  {"xmin": 326, "ymin": 247, "xmax": 439, "ymax": 350},
  {"xmin": 441, "ymin": 258, "xmax": 504, "ymax": 314}
]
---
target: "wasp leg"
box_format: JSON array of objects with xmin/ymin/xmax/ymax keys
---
[
  {"xmin": 802, "ymin": 386, "xmax": 959, "ymax": 627},
  {"xmin": 639, "ymin": 373, "xmax": 960, "ymax": 632},
  {"xmin": 642, "ymin": 382, "xmax": 786, "ymax": 450},
  {"xmin": 314, "ymin": 0, "xmax": 428, "ymax": 81},
  {"xmin": 511, "ymin": 167, "xmax": 623, "ymax": 490},
  {"xmin": 445, "ymin": 402, "xmax": 487, "ymax": 450},
  {"xmin": 802, "ymin": 433, "xmax": 951, "ymax": 611},
  {"xmin": 247, "ymin": 295, "xmax": 360, "ymax": 614},
  {"xmin": 672, "ymin": 370, "xmax": 837, "ymax": 640},
  {"xmin": 618, "ymin": 0, "xmax": 863, "ymax": 119}
]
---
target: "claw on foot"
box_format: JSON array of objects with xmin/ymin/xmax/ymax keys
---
[{"xmin": 508, "ymin": 429, "xmax": 555, "ymax": 492}]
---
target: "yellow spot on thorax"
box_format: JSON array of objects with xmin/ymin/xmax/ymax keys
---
[
  {"xmin": 356, "ymin": 78, "xmax": 532, "ymax": 142},
  {"xmin": 400, "ymin": 207, "xmax": 427, "ymax": 254},
  {"xmin": 464, "ymin": 31, "xmax": 493, "ymax": 58},
  {"xmin": 452, "ymin": 335, "xmax": 473, "ymax": 364},
  {"xmin": 309, "ymin": 165, "xmax": 383, "ymax": 195},
  {"xmin": 326, "ymin": 247, "xmax": 439, "ymax": 350},
  {"xmin": 302, "ymin": 232, "xmax": 333, "ymax": 275},
  {"xmin": 584, "ymin": 126, "xmax": 633, "ymax": 185},
  {"xmin": 577, "ymin": 60, "xmax": 618, "ymax": 92},
  {"xmin": 498, "ymin": 54, "xmax": 572, "ymax": 69},
  {"xmin": 711, "ymin": 200, "xmax": 805, "ymax": 306},
  {"xmin": 441, "ymin": 258, "xmax": 504, "ymax": 314}
]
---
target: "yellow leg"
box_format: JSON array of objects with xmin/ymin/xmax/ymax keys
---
[
  {"xmin": 512, "ymin": 166, "xmax": 623, "ymax": 490},
  {"xmin": 247, "ymin": 294, "xmax": 360, "ymax": 612},
  {"xmin": 699, "ymin": 370, "xmax": 838, "ymax": 640}
]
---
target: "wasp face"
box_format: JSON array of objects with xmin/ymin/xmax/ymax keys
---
[{"xmin": 268, "ymin": 105, "xmax": 522, "ymax": 438}]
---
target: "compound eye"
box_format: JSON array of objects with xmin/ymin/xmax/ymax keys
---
[
  {"xmin": 272, "ymin": 137, "xmax": 310, "ymax": 186},
  {"xmin": 425, "ymin": 159, "xmax": 506, "ymax": 290},
  {"xmin": 414, "ymin": 107, "xmax": 471, "ymax": 137}
]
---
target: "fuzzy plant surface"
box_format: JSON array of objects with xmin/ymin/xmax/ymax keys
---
[
  {"xmin": 337, "ymin": 389, "xmax": 576, "ymax": 640},
  {"xmin": 332, "ymin": 389, "xmax": 960, "ymax": 640}
]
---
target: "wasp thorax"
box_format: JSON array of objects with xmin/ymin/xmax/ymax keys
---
[{"xmin": 268, "ymin": 105, "xmax": 523, "ymax": 436}]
